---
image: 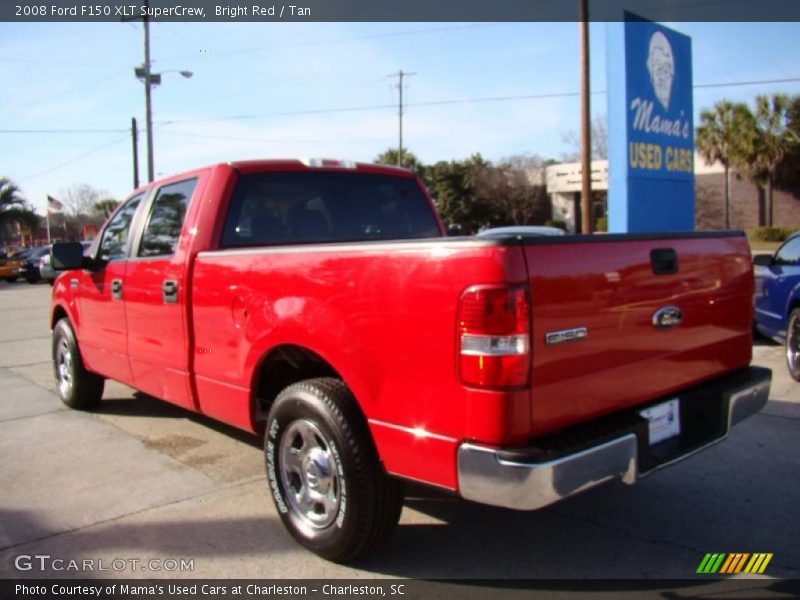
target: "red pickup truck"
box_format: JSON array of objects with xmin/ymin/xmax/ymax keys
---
[{"xmin": 50, "ymin": 159, "xmax": 771, "ymax": 561}]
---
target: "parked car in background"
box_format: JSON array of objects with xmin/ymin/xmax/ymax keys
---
[
  {"xmin": 477, "ymin": 225, "xmax": 566, "ymax": 237},
  {"xmin": 1, "ymin": 252, "xmax": 19, "ymax": 282},
  {"xmin": 40, "ymin": 241, "xmax": 92, "ymax": 284},
  {"xmin": 753, "ymin": 232, "xmax": 800, "ymax": 381},
  {"xmin": 19, "ymin": 246, "xmax": 50, "ymax": 284}
]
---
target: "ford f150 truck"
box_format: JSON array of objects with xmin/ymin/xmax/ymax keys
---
[{"xmin": 50, "ymin": 159, "xmax": 771, "ymax": 562}]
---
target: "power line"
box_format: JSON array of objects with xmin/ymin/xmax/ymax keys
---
[
  {"xmin": 0, "ymin": 128, "xmax": 128, "ymax": 134},
  {"xmin": 154, "ymin": 76, "xmax": 800, "ymax": 126},
  {"xmin": 4, "ymin": 76, "xmax": 798, "ymax": 134},
  {"xmin": 157, "ymin": 23, "xmax": 506, "ymax": 62},
  {"xmin": 160, "ymin": 131, "xmax": 393, "ymax": 144},
  {"xmin": 19, "ymin": 135, "xmax": 130, "ymax": 180},
  {"xmin": 694, "ymin": 77, "xmax": 800, "ymax": 89}
]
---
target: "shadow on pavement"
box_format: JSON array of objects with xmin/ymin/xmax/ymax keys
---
[{"xmin": 95, "ymin": 393, "xmax": 262, "ymax": 449}]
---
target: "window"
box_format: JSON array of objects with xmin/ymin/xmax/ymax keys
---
[
  {"xmin": 138, "ymin": 179, "xmax": 197, "ymax": 258},
  {"xmin": 774, "ymin": 236, "xmax": 800, "ymax": 267},
  {"xmin": 221, "ymin": 171, "xmax": 440, "ymax": 248},
  {"xmin": 98, "ymin": 194, "xmax": 144, "ymax": 262}
]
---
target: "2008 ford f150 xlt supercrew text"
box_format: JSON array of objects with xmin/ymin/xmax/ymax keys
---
[{"xmin": 50, "ymin": 159, "xmax": 771, "ymax": 561}]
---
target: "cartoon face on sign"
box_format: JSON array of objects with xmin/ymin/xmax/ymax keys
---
[{"xmin": 647, "ymin": 31, "xmax": 675, "ymax": 110}]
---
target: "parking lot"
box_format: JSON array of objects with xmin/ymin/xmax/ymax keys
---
[{"xmin": 0, "ymin": 280, "xmax": 798, "ymax": 582}]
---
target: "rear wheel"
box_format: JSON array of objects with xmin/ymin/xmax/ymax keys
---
[
  {"xmin": 264, "ymin": 377, "xmax": 404, "ymax": 562},
  {"xmin": 787, "ymin": 309, "xmax": 800, "ymax": 382},
  {"xmin": 53, "ymin": 318, "xmax": 105, "ymax": 409}
]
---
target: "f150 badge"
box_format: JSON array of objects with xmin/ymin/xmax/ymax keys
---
[
  {"xmin": 545, "ymin": 327, "xmax": 588, "ymax": 346},
  {"xmin": 653, "ymin": 306, "xmax": 683, "ymax": 329}
]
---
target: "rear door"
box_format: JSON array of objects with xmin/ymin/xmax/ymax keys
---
[
  {"xmin": 522, "ymin": 234, "xmax": 754, "ymax": 435},
  {"xmin": 123, "ymin": 177, "xmax": 199, "ymax": 410}
]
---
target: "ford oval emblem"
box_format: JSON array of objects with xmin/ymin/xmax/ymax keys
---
[{"xmin": 652, "ymin": 306, "xmax": 683, "ymax": 329}]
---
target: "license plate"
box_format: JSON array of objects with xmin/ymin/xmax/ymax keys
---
[{"xmin": 640, "ymin": 398, "xmax": 681, "ymax": 445}]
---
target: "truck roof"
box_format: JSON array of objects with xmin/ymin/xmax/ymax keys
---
[{"xmin": 228, "ymin": 159, "xmax": 416, "ymax": 177}]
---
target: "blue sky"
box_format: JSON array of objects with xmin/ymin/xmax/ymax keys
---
[{"xmin": 1, "ymin": 21, "xmax": 799, "ymax": 213}]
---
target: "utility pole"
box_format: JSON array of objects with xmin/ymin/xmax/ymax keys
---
[
  {"xmin": 391, "ymin": 70, "xmax": 416, "ymax": 167},
  {"xmin": 131, "ymin": 117, "xmax": 140, "ymax": 189},
  {"xmin": 131, "ymin": 3, "xmax": 190, "ymax": 184},
  {"xmin": 143, "ymin": 13, "xmax": 154, "ymax": 182},
  {"xmin": 579, "ymin": 0, "xmax": 593, "ymax": 234}
]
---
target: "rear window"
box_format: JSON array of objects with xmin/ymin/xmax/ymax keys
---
[{"xmin": 221, "ymin": 171, "xmax": 440, "ymax": 248}]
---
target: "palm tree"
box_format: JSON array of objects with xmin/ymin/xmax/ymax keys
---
[
  {"xmin": 0, "ymin": 178, "xmax": 40, "ymax": 243},
  {"xmin": 752, "ymin": 94, "xmax": 793, "ymax": 227},
  {"xmin": 696, "ymin": 101, "xmax": 750, "ymax": 229}
]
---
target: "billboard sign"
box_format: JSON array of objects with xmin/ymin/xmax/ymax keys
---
[{"xmin": 607, "ymin": 14, "xmax": 694, "ymax": 232}]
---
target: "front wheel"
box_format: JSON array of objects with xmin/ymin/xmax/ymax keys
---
[
  {"xmin": 52, "ymin": 318, "xmax": 105, "ymax": 409},
  {"xmin": 787, "ymin": 308, "xmax": 800, "ymax": 382},
  {"xmin": 264, "ymin": 378, "xmax": 403, "ymax": 562}
]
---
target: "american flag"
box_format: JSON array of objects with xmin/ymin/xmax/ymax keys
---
[{"xmin": 47, "ymin": 195, "xmax": 64, "ymax": 213}]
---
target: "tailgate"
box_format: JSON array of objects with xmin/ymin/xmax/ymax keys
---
[{"xmin": 523, "ymin": 232, "xmax": 753, "ymax": 437}]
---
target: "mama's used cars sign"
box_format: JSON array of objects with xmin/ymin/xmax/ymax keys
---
[{"xmin": 608, "ymin": 14, "xmax": 694, "ymax": 232}]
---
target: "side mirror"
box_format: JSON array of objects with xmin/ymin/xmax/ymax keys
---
[
  {"xmin": 51, "ymin": 242, "xmax": 86, "ymax": 271},
  {"xmin": 753, "ymin": 253, "xmax": 773, "ymax": 267}
]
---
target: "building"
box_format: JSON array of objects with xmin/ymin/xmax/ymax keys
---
[{"xmin": 543, "ymin": 155, "xmax": 800, "ymax": 232}]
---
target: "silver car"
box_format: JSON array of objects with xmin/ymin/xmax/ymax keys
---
[
  {"xmin": 476, "ymin": 225, "xmax": 566, "ymax": 238},
  {"xmin": 40, "ymin": 241, "xmax": 92, "ymax": 284}
]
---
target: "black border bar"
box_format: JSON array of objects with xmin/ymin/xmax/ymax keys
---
[{"xmin": 5, "ymin": 0, "xmax": 800, "ymax": 23}]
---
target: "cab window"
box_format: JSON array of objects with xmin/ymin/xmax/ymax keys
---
[
  {"xmin": 774, "ymin": 236, "xmax": 800, "ymax": 266},
  {"xmin": 138, "ymin": 179, "xmax": 197, "ymax": 258},
  {"xmin": 98, "ymin": 194, "xmax": 144, "ymax": 262}
]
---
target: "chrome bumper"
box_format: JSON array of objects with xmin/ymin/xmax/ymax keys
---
[{"xmin": 457, "ymin": 368, "xmax": 771, "ymax": 511}]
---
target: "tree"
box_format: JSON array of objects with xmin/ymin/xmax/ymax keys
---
[
  {"xmin": 561, "ymin": 114, "xmax": 608, "ymax": 162},
  {"xmin": 92, "ymin": 199, "xmax": 120, "ymax": 220},
  {"xmin": 730, "ymin": 94, "xmax": 796, "ymax": 227},
  {"xmin": 59, "ymin": 183, "xmax": 110, "ymax": 218},
  {"xmin": 0, "ymin": 178, "xmax": 40, "ymax": 245},
  {"xmin": 374, "ymin": 148, "xmax": 426, "ymax": 177},
  {"xmin": 427, "ymin": 155, "xmax": 492, "ymax": 233},
  {"xmin": 473, "ymin": 155, "xmax": 551, "ymax": 226},
  {"xmin": 696, "ymin": 101, "xmax": 751, "ymax": 228},
  {"xmin": 752, "ymin": 94, "xmax": 795, "ymax": 226},
  {"xmin": 774, "ymin": 94, "xmax": 800, "ymax": 196}
]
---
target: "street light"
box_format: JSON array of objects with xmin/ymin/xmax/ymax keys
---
[{"xmin": 134, "ymin": 19, "xmax": 193, "ymax": 183}]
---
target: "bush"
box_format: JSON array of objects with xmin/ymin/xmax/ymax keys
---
[
  {"xmin": 544, "ymin": 219, "xmax": 567, "ymax": 232},
  {"xmin": 746, "ymin": 227, "xmax": 800, "ymax": 242}
]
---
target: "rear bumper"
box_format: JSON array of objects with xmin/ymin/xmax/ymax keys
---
[{"xmin": 457, "ymin": 366, "xmax": 771, "ymax": 510}]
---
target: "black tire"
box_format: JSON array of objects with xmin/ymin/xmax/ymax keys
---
[
  {"xmin": 787, "ymin": 308, "xmax": 800, "ymax": 382},
  {"xmin": 52, "ymin": 318, "xmax": 105, "ymax": 409},
  {"xmin": 264, "ymin": 377, "xmax": 404, "ymax": 562}
]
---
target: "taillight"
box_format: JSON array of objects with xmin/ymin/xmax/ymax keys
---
[{"xmin": 457, "ymin": 285, "xmax": 531, "ymax": 388}]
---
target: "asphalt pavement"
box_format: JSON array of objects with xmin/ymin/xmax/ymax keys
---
[{"xmin": 0, "ymin": 281, "xmax": 798, "ymax": 583}]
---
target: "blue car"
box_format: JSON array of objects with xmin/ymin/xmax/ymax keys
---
[{"xmin": 753, "ymin": 232, "xmax": 800, "ymax": 381}]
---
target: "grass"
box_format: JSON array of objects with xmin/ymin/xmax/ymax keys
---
[{"xmin": 748, "ymin": 240, "xmax": 781, "ymax": 253}]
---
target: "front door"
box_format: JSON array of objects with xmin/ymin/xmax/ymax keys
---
[{"xmin": 78, "ymin": 194, "xmax": 146, "ymax": 385}]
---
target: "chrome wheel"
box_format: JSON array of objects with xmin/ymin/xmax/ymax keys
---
[
  {"xmin": 55, "ymin": 336, "xmax": 74, "ymax": 398},
  {"xmin": 279, "ymin": 419, "xmax": 341, "ymax": 530},
  {"xmin": 788, "ymin": 311, "xmax": 800, "ymax": 381}
]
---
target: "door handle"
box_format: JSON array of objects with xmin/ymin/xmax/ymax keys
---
[
  {"xmin": 650, "ymin": 248, "xmax": 678, "ymax": 275},
  {"xmin": 162, "ymin": 279, "xmax": 178, "ymax": 304},
  {"xmin": 111, "ymin": 278, "xmax": 123, "ymax": 300}
]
